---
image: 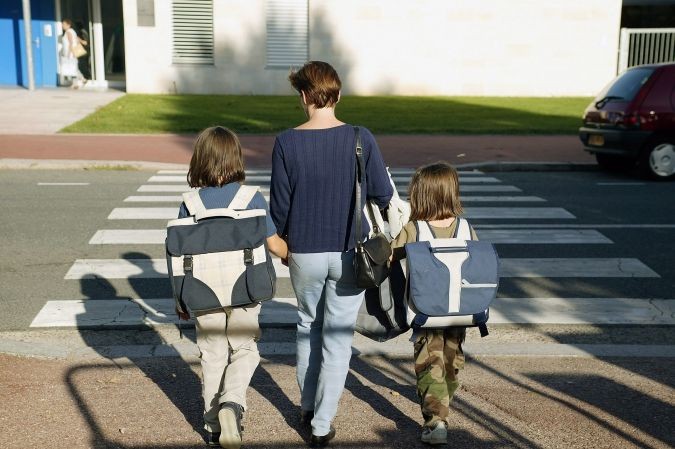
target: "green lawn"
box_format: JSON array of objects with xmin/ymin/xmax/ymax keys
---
[{"xmin": 61, "ymin": 94, "xmax": 592, "ymax": 134}]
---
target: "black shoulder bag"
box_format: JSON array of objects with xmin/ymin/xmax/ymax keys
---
[{"xmin": 352, "ymin": 127, "xmax": 392, "ymax": 289}]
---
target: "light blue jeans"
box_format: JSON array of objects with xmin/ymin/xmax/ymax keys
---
[{"xmin": 289, "ymin": 250, "xmax": 365, "ymax": 436}]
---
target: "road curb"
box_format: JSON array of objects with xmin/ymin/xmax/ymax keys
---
[{"xmin": 0, "ymin": 158, "xmax": 598, "ymax": 172}]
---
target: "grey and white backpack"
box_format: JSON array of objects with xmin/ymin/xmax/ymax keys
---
[
  {"xmin": 165, "ymin": 185, "xmax": 276, "ymax": 315},
  {"xmin": 404, "ymin": 219, "xmax": 499, "ymax": 336}
]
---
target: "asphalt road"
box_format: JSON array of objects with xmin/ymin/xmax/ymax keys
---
[
  {"xmin": 1, "ymin": 168, "xmax": 674, "ymax": 331},
  {"xmin": 1, "ymin": 168, "xmax": 674, "ymax": 449}
]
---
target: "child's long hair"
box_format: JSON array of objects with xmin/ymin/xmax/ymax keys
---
[
  {"xmin": 409, "ymin": 162, "xmax": 463, "ymax": 221},
  {"xmin": 187, "ymin": 126, "xmax": 245, "ymax": 188}
]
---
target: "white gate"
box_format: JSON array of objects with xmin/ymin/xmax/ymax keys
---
[{"xmin": 618, "ymin": 28, "xmax": 675, "ymax": 74}]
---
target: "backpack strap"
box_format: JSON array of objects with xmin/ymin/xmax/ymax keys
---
[
  {"xmin": 454, "ymin": 218, "xmax": 472, "ymax": 240},
  {"xmin": 182, "ymin": 190, "xmax": 206, "ymax": 217},
  {"xmin": 228, "ymin": 185, "xmax": 259, "ymax": 210},
  {"xmin": 415, "ymin": 221, "xmax": 435, "ymax": 242}
]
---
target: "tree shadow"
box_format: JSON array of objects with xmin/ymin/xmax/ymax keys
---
[{"xmin": 526, "ymin": 372, "xmax": 674, "ymax": 448}]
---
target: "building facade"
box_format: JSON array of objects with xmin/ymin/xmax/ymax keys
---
[{"xmin": 2, "ymin": 0, "xmax": 673, "ymax": 95}]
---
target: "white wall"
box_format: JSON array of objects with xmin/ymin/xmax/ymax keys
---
[{"xmin": 123, "ymin": 0, "xmax": 622, "ymax": 96}]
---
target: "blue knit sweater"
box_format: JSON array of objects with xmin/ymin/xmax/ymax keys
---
[{"xmin": 270, "ymin": 124, "xmax": 393, "ymax": 253}]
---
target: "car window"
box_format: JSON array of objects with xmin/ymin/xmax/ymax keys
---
[{"xmin": 596, "ymin": 67, "xmax": 656, "ymax": 102}]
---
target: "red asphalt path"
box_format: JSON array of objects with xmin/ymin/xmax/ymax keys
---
[{"xmin": 0, "ymin": 134, "xmax": 594, "ymax": 168}]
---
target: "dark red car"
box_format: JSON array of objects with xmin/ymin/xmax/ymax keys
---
[{"xmin": 579, "ymin": 63, "xmax": 675, "ymax": 180}]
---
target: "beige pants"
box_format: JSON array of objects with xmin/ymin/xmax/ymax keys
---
[{"xmin": 194, "ymin": 305, "xmax": 261, "ymax": 432}]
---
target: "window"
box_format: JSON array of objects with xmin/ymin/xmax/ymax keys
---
[
  {"xmin": 266, "ymin": 0, "xmax": 308, "ymax": 68},
  {"xmin": 172, "ymin": 0, "xmax": 214, "ymax": 65}
]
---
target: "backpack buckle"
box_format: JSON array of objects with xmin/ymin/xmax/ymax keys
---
[
  {"xmin": 183, "ymin": 255, "xmax": 193, "ymax": 272},
  {"xmin": 243, "ymin": 248, "xmax": 254, "ymax": 265}
]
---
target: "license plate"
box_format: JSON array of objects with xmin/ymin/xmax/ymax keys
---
[{"xmin": 589, "ymin": 135, "xmax": 604, "ymax": 146}]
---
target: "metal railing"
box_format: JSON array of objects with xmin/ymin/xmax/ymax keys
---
[{"xmin": 618, "ymin": 27, "xmax": 675, "ymax": 73}]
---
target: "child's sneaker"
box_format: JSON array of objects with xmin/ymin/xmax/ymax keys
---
[
  {"xmin": 421, "ymin": 421, "xmax": 447, "ymax": 445},
  {"xmin": 218, "ymin": 402, "xmax": 243, "ymax": 449}
]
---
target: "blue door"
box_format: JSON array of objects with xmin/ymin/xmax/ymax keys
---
[{"xmin": 0, "ymin": 0, "xmax": 57, "ymax": 87}]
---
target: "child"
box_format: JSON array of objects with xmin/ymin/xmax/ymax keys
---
[
  {"xmin": 391, "ymin": 161, "xmax": 478, "ymax": 446},
  {"xmin": 176, "ymin": 126, "xmax": 288, "ymax": 449}
]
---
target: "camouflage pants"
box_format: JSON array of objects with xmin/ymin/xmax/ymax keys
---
[{"xmin": 413, "ymin": 327, "xmax": 466, "ymax": 428}]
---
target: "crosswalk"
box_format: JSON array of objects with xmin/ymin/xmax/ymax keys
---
[{"xmin": 31, "ymin": 168, "xmax": 669, "ymax": 330}]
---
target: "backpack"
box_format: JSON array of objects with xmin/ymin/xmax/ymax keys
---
[
  {"xmin": 165, "ymin": 185, "xmax": 276, "ymax": 315},
  {"xmin": 404, "ymin": 219, "xmax": 499, "ymax": 336}
]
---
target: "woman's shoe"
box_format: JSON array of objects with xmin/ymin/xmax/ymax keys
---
[{"xmin": 309, "ymin": 426, "xmax": 335, "ymax": 447}]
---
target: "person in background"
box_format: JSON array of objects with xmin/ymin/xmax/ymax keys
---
[
  {"xmin": 60, "ymin": 19, "xmax": 84, "ymax": 88},
  {"xmin": 74, "ymin": 21, "xmax": 91, "ymax": 84}
]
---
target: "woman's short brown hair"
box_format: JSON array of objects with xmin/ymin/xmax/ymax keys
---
[
  {"xmin": 187, "ymin": 126, "xmax": 245, "ymax": 188},
  {"xmin": 409, "ymin": 162, "xmax": 463, "ymax": 221},
  {"xmin": 289, "ymin": 61, "xmax": 341, "ymax": 108}
]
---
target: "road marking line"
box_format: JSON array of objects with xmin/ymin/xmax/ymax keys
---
[
  {"xmin": 65, "ymin": 257, "xmax": 657, "ymax": 280},
  {"xmin": 138, "ymin": 185, "xmax": 196, "ymax": 192},
  {"xmin": 500, "ymin": 258, "xmax": 659, "ymax": 278},
  {"xmin": 465, "ymin": 207, "xmax": 575, "ymax": 219},
  {"xmin": 392, "ymin": 176, "xmax": 501, "ymax": 183},
  {"xmin": 124, "ymin": 196, "xmax": 185, "ymax": 202},
  {"xmin": 597, "ymin": 182, "xmax": 646, "ymax": 186},
  {"xmin": 461, "ymin": 185, "xmax": 521, "ymax": 192},
  {"xmin": 89, "ymin": 230, "xmax": 167, "ymax": 244},
  {"xmin": 65, "ymin": 258, "xmax": 290, "ymax": 278},
  {"xmin": 29, "ymin": 297, "xmax": 299, "ymax": 327},
  {"xmin": 108, "ymin": 208, "xmax": 179, "ymax": 220},
  {"xmin": 89, "ymin": 228, "xmax": 608, "ymax": 245},
  {"xmin": 474, "ymin": 224, "xmax": 675, "ymax": 229},
  {"xmin": 123, "ymin": 195, "xmax": 540, "ymax": 203},
  {"xmin": 108, "ymin": 206, "xmax": 572, "ymax": 220},
  {"xmin": 30, "ymin": 297, "xmax": 675, "ymax": 328},
  {"xmin": 155, "ymin": 169, "xmax": 483, "ymax": 176},
  {"xmin": 37, "ymin": 182, "xmax": 90, "ymax": 186},
  {"xmin": 476, "ymin": 229, "xmax": 612, "ymax": 244},
  {"xmin": 461, "ymin": 196, "xmax": 545, "ymax": 202}
]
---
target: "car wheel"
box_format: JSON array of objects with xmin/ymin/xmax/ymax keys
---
[
  {"xmin": 639, "ymin": 141, "xmax": 675, "ymax": 180},
  {"xmin": 595, "ymin": 153, "xmax": 633, "ymax": 172}
]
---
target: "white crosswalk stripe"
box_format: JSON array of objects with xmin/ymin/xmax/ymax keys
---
[
  {"xmin": 107, "ymin": 206, "xmax": 575, "ymax": 220},
  {"xmin": 89, "ymin": 228, "xmax": 611, "ymax": 245},
  {"xmin": 64, "ymin": 257, "xmax": 658, "ymax": 280},
  {"xmin": 31, "ymin": 168, "xmax": 668, "ymax": 334},
  {"xmin": 30, "ymin": 296, "xmax": 675, "ymax": 328},
  {"xmin": 122, "ymin": 195, "xmax": 546, "ymax": 204},
  {"xmin": 148, "ymin": 175, "xmax": 502, "ymax": 184}
]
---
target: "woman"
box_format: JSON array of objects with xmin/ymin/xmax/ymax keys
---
[
  {"xmin": 270, "ymin": 61, "xmax": 393, "ymax": 447},
  {"xmin": 60, "ymin": 19, "xmax": 84, "ymax": 88}
]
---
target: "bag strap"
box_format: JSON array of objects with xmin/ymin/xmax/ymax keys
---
[
  {"xmin": 454, "ymin": 218, "xmax": 472, "ymax": 240},
  {"xmin": 415, "ymin": 221, "xmax": 435, "ymax": 242},
  {"xmin": 182, "ymin": 190, "xmax": 206, "ymax": 216},
  {"xmin": 228, "ymin": 185, "xmax": 259, "ymax": 210},
  {"xmin": 354, "ymin": 127, "xmax": 365, "ymax": 248}
]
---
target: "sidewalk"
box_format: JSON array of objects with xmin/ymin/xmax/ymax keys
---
[
  {"xmin": 0, "ymin": 88, "xmax": 595, "ymax": 169},
  {"xmin": 1, "ymin": 352, "xmax": 671, "ymax": 449}
]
